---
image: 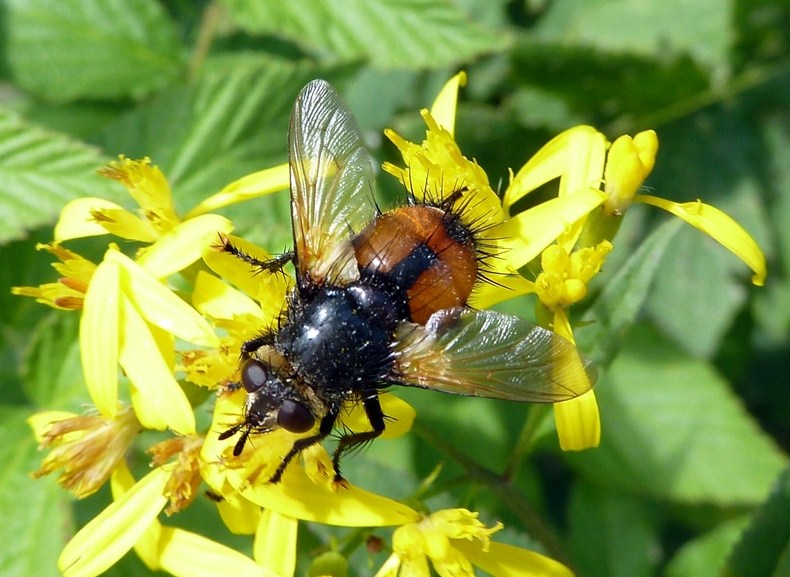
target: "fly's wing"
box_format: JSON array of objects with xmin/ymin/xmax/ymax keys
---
[
  {"xmin": 289, "ymin": 79, "xmax": 377, "ymax": 287},
  {"xmin": 392, "ymin": 308, "xmax": 596, "ymax": 402}
]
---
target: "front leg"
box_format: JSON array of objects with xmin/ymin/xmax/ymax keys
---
[
  {"xmin": 332, "ymin": 392, "xmax": 386, "ymax": 484},
  {"xmin": 269, "ymin": 410, "xmax": 338, "ymax": 484}
]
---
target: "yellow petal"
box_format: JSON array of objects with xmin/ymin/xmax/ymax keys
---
[
  {"xmin": 497, "ymin": 187, "xmax": 607, "ymax": 268},
  {"xmin": 89, "ymin": 207, "xmax": 160, "ymax": 242},
  {"xmin": 157, "ymin": 526, "xmax": 278, "ymax": 577},
  {"xmin": 551, "ymin": 311, "xmax": 600, "ymax": 450},
  {"xmin": 137, "ymin": 214, "xmax": 234, "ymax": 278},
  {"xmin": 192, "ymin": 270, "xmax": 265, "ymax": 321},
  {"xmin": 455, "ymin": 540, "xmax": 573, "ymax": 577},
  {"xmin": 635, "ymin": 195, "xmax": 767, "ymax": 286},
  {"xmin": 81, "ymin": 258, "xmax": 121, "ymax": 417},
  {"xmin": 215, "ymin": 492, "xmax": 261, "ymax": 535},
  {"xmin": 232, "ymin": 465, "xmax": 420, "ymax": 527},
  {"xmin": 374, "ymin": 554, "xmax": 402, "ymax": 577},
  {"xmin": 554, "ymin": 390, "xmax": 600, "ymax": 451},
  {"xmin": 185, "ymin": 164, "xmax": 290, "ymax": 219},
  {"xmin": 59, "ymin": 467, "xmax": 169, "ymax": 577},
  {"xmin": 429, "ymin": 71, "xmax": 467, "ymax": 136},
  {"xmin": 28, "ymin": 411, "xmax": 78, "ymax": 442},
  {"xmin": 110, "ymin": 463, "xmax": 163, "ymax": 571},
  {"xmin": 107, "ymin": 250, "xmax": 219, "ymax": 346},
  {"xmin": 55, "ymin": 198, "xmax": 122, "ymax": 241},
  {"xmin": 504, "ymin": 126, "xmax": 606, "ymax": 211},
  {"xmin": 254, "ymin": 509, "xmax": 297, "ymax": 577},
  {"xmin": 119, "ymin": 296, "xmax": 196, "ymax": 435},
  {"xmin": 202, "ymin": 235, "xmax": 291, "ymax": 323},
  {"xmin": 341, "ymin": 393, "xmax": 416, "ymax": 439}
]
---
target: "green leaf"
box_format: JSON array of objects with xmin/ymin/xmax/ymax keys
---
[
  {"xmin": 510, "ymin": 41, "xmax": 710, "ymax": 128},
  {"xmin": 664, "ymin": 515, "xmax": 751, "ymax": 577},
  {"xmin": 0, "ymin": 109, "xmax": 119, "ymax": 242},
  {"xmin": 22, "ymin": 312, "xmax": 86, "ymax": 411},
  {"xmin": 0, "ymin": 406, "xmax": 72, "ymax": 577},
  {"xmin": 725, "ymin": 466, "xmax": 790, "ymax": 577},
  {"xmin": 98, "ymin": 57, "xmax": 350, "ymax": 248},
  {"xmin": 220, "ymin": 0, "xmax": 505, "ymax": 68},
  {"xmin": 2, "ymin": 0, "xmax": 184, "ymax": 101},
  {"xmin": 576, "ymin": 218, "xmax": 681, "ymax": 367},
  {"xmin": 533, "ymin": 0, "xmax": 732, "ymax": 73},
  {"xmin": 568, "ymin": 481, "xmax": 659, "ymax": 577},
  {"xmin": 569, "ymin": 325, "xmax": 787, "ymax": 505}
]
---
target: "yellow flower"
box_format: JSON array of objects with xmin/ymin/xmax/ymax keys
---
[
  {"xmin": 11, "ymin": 243, "xmax": 96, "ymax": 310},
  {"xmin": 195, "ymin": 241, "xmax": 420, "ymax": 526},
  {"xmin": 384, "ymin": 72, "xmax": 767, "ymax": 452},
  {"xmin": 375, "ymin": 509, "xmax": 572, "ymax": 577},
  {"xmin": 58, "ymin": 462, "xmax": 280, "ymax": 577},
  {"xmin": 28, "ymin": 408, "xmax": 140, "ymax": 498}
]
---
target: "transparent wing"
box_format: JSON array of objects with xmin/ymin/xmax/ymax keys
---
[
  {"xmin": 289, "ymin": 79, "xmax": 377, "ymax": 287},
  {"xmin": 392, "ymin": 308, "xmax": 596, "ymax": 402}
]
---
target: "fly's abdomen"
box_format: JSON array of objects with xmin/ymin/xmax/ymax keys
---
[{"xmin": 352, "ymin": 205, "xmax": 478, "ymax": 324}]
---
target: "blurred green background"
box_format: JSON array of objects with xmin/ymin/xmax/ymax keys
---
[{"xmin": 1, "ymin": 1, "xmax": 789, "ymax": 577}]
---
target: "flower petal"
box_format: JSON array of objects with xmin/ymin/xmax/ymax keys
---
[
  {"xmin": 429, "ymin": 71, "xmax": 467, "ymax": 136},
  {"xmin": 497, "ymin": 188, "xmax": 607, "ymax": 268},
  {"xmin": 342, "ymin": 393, "xmax": 416, "ymax": 439},
  {"xmin": 254, "ymin": 509, "xmax": 298, "ymax": 577},
  {"xmin": 107, "ymin": 250, "xmax": 219, "ymax": 346},
  {"xmin": 454, "ymin": 540, "xmax": 573, "ymax": 577},
  {"xmin": 54, "ymin": 198, "xmax": 123, "ymax": 241},
  {"xmin": 192, "ymin": 270, "xmax": 266, "ymax": 321},
  {"xmin": 635, "ymin": 195, "xmax": 767, "ymax": 286},
  {"xmin": 233, "ymin": 465, "xmax": 420, "ymax": 527},
  {"xmin": 28, "ymin": 411, "xmax": 78, "ymax": 442},
  {"xmin": 504, "ymin": 126, "xmax": 606, "ymax": 212},
  {"xmin": 110, "ymin": 463, "xmax": 163, "ymax": 571},
  {"xmin": 202, "ymin": 235, "xmax": 291, "ymax": 323},
  {"xmin": 185, "ymin": 164, "xmax": 290, "ymax": 219},
  {"xmin": 551, "ymin": 311, "xmax": 600, "ymax": 450},
  {"xmin": 81, "ymin": 258, "xmax": 120, "ymax": 417},
  {"xmin": 119, "ymin": 296, "xmax": 196, "ymax": 434},
  {"xmin": 158, "ymin": 526, "xmax": 278, "ymax": 577},
  {"xmin": 137, "ymin": 214, "xmax": 234, "ymax": 278},
  {"xmin": 59, "ymin": 466, "xmax": 169, "ymax": 577},
  {"xmin": 215, "ymin": 491, "xmax": 261, "ymax": 535}
]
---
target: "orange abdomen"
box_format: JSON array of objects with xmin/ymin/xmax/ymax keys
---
[{"xmin": 352, "ymin": 205, "xmax": 478, "ymax": 324}]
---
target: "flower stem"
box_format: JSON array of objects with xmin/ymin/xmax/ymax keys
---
[
  {"xmin": 503, "ymin": 404, "xmax": 551, "ymax": 482},
  {"xmin": 413, "ymin": 422, "xmax": 571, "ymax": 566}
]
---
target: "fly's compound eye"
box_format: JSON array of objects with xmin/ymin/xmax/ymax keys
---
[
  {"xmin": 241, "ymin": 359, "xmax": 268, "ymax": 393},
  {"xmin": 277, "ymin": 400, "xmax": 315, "ymax": 433}
]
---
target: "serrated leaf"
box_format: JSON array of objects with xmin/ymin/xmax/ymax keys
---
[
  {"xmin": 568, "ymin": 481, "xmax": 659, "ymax": 577},
  {"xmin": 576, "ymin": 218, "xmax": 681, "ymax": 367},
  {"xmin": 569, "ymin": 326, "xmax": 787, "ymax": 505},
  {"xmin": 22, "ymin": 312, "xmax": 87, "ymax": 411},
  {"xmin": 664, "ymin": 515, "xmax": 750, "ymax": 577},
  {"xmin": 725, "ymin": 466, "xmax": 790, "ymax": 577},
  {"xmin": 0, "ymin": 406, "xmax": 71, "ymax": 577},
  {"xmin": 3, "ymin": 0, "xmax": 184, "ymax": 101},
  {"xmin": 0, "ymin": 109, "xmax": 120, "ymax": 241},
  {"xmin": 220, "ymin": 0, "xmax": 505, "ymax": 68},
  {"xmin": 645, "ymin": 226, "xmax": 750, "ymax": 358},
  {"xmin": 533, "ymin": 0, "xmax": 732, "ymax": 73},
  {"xmin": 98, "ymin": 58, "xmax": 329, "ymax": 208}
]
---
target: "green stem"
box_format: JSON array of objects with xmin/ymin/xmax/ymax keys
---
[
  {"xmin": 189, "ymin": 2, "xmax": 222, "ymax": 79},
  {"xmin": 503, "ymin": 404, "xmax": 551, "ymax": 482},
  {"xmin": 413, "ymin": 422, "xmax": 570, "ymax": 566}
]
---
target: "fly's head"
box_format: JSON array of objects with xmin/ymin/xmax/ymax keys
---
[{"xmin": 219, "ymin": 345, "xmax": 317, "ymax": 456}]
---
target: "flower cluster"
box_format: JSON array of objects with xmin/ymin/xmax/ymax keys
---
[{"xmin": 15, "ymin": 73, "xmax": 765, "ymax": 577}]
